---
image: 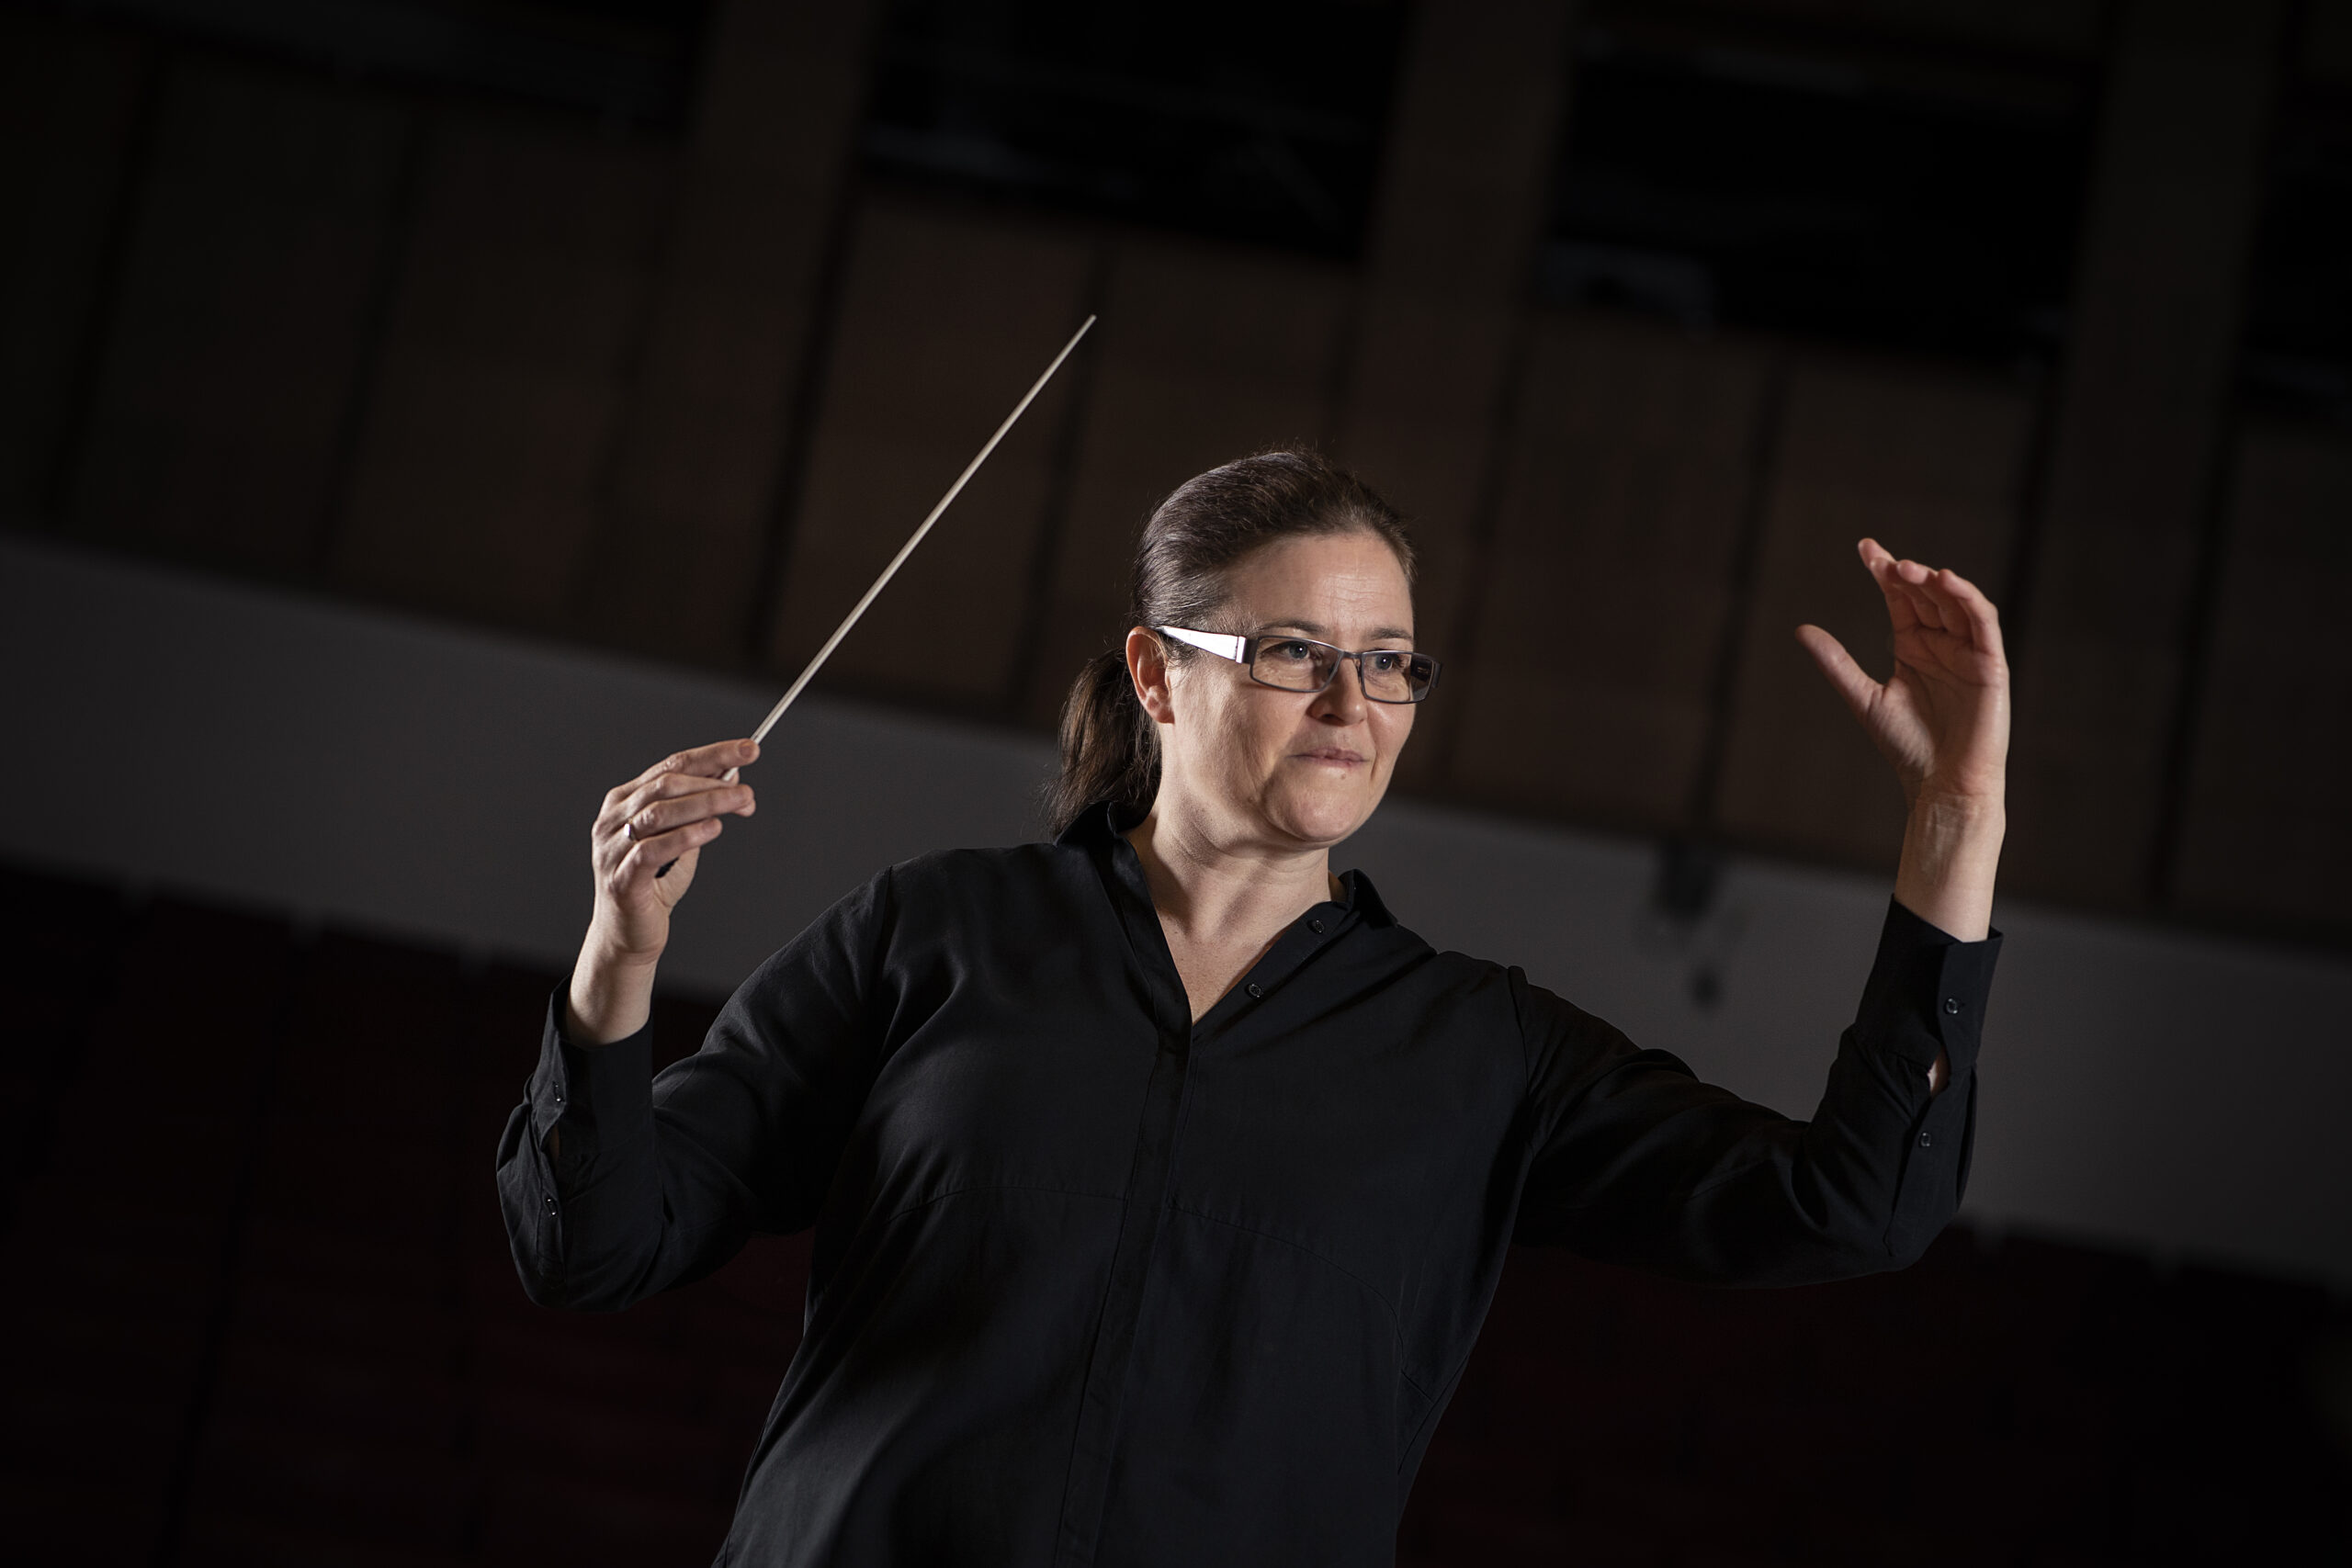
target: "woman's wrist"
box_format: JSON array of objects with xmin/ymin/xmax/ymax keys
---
[
  {"xmin": 566, "ymin": 932, "xmax": 661, "ymax": 1045},
  {"xmin": 1894, "ymin": 788, "xmax": 2005, "ymax": 942},
  {"xmin": 1909, "ymin": 784, "xmax": 2005, "ymax": 831}
]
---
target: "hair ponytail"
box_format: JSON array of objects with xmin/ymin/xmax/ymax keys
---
[
  {"xmin": 1050, "ymin": 648, "xmax": 1159, "ymax": 834},
  {"xmin": 1044, "ymin": 449, "xmax": 1415, "ymax": 838}
]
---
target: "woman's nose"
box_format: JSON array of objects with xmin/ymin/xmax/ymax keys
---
[{"xmin": 1314, "ymin": 659, "xmax": 1370, "ymax": 719}]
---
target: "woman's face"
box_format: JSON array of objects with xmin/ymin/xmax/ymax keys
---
[{"xmin": 1132, "ymin": 530, "xmax": 1418, "ymax": 852}]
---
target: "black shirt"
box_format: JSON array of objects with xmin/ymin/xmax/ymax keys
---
[{"xmin": 496, "ymin": 804, "xmax": 1999, "ymax": 1567}]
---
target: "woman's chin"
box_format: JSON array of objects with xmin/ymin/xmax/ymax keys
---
[{"xmin": 1261, "ymin": 776, "xmax": 1379, "ymax": 846}]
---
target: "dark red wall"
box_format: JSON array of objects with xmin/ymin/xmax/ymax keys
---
[{"xmin": 3, "ymin": 863, "xmax": 2344, "ymax": 1565}]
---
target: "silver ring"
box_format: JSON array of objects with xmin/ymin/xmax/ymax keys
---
[{"xmin": 624, "ymin": 819, "xmax": 641, "ymax": 842}]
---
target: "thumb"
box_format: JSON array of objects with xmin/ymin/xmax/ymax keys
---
[{"xmin": 1795, "ymin": 624, "xmax": 1879, "ymax": 724}]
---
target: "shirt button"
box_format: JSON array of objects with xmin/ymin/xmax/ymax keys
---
[
  {"xmin": 553, "ymin": 1091, "xmax": 563, "ymax": 1105},
  {"xmin": 544, "ymin": 1193, "xmax": 558, "ymax": 1213},
  {"xmin": 1942, "ymin": 998, "xmax": 1962, "ymax": 1015},
  {"xmin": 1246, "ymin": 983, "xmax": 1263, "ymax": 998},
  {"xmin": 1917, "ymin": 1131, "xmax": 1933, "ymax": 1148},
  {"xmin": 1308, "ymin": 919, "xmax": 1324, "ymax": 934}
]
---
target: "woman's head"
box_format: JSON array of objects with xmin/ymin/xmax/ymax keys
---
[{"xmin": 1049, "ymin": 450, "xmax": 1421, "ymax": 848}]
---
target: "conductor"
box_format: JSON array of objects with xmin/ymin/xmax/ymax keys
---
[{"xmin": 497, "ymin": 448, "xmax": 2009, "ymax": 1566}]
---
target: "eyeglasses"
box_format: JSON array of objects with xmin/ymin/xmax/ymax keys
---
[{"xmin": 1158, "ymin": 626, "xmax": 1442, "ymax": 705}]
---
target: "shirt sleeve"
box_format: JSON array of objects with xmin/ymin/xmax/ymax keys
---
[
  {"xmin": 495, "ymin": 867, "xmax": 897, "ymax": 1311},
  {"xmin": 1511, "ymin": 898, "xmax": 2000, "ymax": 1286}
]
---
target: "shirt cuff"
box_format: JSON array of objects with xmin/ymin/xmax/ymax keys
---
[
  {"xmin": 528, "ymin": 989, "xmax": 656, "ymax": 1172},
  {"xmin": 1852, "ymin": 898, "xmax": 2003, "ymax": 1082}
]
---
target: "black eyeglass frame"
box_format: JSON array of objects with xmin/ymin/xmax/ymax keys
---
[{"xmin": 1156, "ymin": 626, "xmax": 1442, "ymax": 704}]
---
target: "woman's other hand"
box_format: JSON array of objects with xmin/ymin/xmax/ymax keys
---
[
  {"xmin": 567, "ymin": 739, "xmax": 760, "ymax": 1043},
  {"xmin": 1796, "ymin": 538, "xmax": 2009, "ymax": 811},
  {"xmin": 1798, "ymin": 540, "xmax": 2006, "ymax": 963}
]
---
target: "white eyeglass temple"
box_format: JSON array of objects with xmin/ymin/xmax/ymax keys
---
[{"xmin": 1157, "ymin": 626, "xmax": 1249, "ymax": 661}]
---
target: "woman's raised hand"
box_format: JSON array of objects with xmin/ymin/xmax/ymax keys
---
[
  {"xmin": 567, "ymin": 739, "xmax": 758, "ymax": 1043},
  {"xmin": 590, "ymin": 739, "xmax": 761, "ymax": 953},
  {"xmin": 1796, "ymin": 539, "xmax": 2009, "ymax": 809}
]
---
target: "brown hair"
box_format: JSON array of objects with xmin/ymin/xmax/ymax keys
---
[{"xmin": 1046, "ymin": 448, "xmax": 1416, "ymax": 836}]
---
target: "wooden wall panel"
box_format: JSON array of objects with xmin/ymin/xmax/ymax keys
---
[
  {"xmin": 67, "ymin": 60, "xmax": 408, "ymax": 570},
  {"xmin": 2171, "ymin": 427, "xmax": 2352, "ymax": 939},
  {"xmin": 2305, "ymin": 0, "xmax": 2352, "ymax": 83},
  {"xmin": 0, "ymin": 13, "xmax": 149, "ymax": 519},
  {"xmin": 1715, "ymin": 359, "xmax": 2030, "ymax": 866},
  {"xmin": 334, "ymin": 116, "xmax": 671, "ymax": 626},
  {"xmin": 575, "ymin": 0, "xmax": 878, "ymax": 668},
  {"xmin": 1022, "ymin": 240, "xmax": 1352, "ymax": 726},
  {"xmin": 2005, "ymin": 0, "xmax": 2284, "ymax": 909},
  {"xmin": 768, "ymin": 199, "xmax": 1092, "ymax": 706},
  {"xmin": 1656, "ymin": 0, "xmax": 2107, "ymax": 53},
  {"xmin": 1338, "ymin": 0, "xmax": 1574, "ymax": 784},
  {"xmin": 1447, "ymin": 312, "xmax": 1770, "ymax": 830}
]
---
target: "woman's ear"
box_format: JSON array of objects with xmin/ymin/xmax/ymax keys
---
[{"xmin": 1125, "ymin": 627, "xmax": 1176, "ymax": 726}]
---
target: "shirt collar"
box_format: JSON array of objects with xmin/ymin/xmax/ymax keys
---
[
  {"xmin": 1058, "ymin": 800, "xmax": 1397, "ymax": 930},
  {"xmin": 1333, "ymin": 866, "xmax": 1395, "ymax": 928},
  {"xmin": 1053, "ymin": 798, "xmax": 1132, "ymax": 848}
]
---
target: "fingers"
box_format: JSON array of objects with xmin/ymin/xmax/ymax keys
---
[
  {"xmin": 1888, "ymin": 553, "xmax": 1951, "ymax": 631},
  {"xmin": 609, "ymin": 816, "xmax": 725, "ymax": 894},
  {"xmin": 606, "ymin": 773, "xmax": 757, "ymax": 848},
  {"xmin": 602, "ymin": 739, "xmax": 761, "ymax": 829},
  {"xmin": 610, "ymin": 739, "xmax": 761, "ymax": 800},
  {"xmin": 1856, "ymin": 540, "xmax": 2007, "ymax": 655},
  {"xmin": 1856, "ymin": 538, "xmax": 1923, "ymax": 634},
  {"xmin": 592, "ymin": 741, "xmax": 760, "ymax": 904},
  {"xmin": 583, "ymin": 741, "xmax": 760, "ymax": 950},
  {"xmin": 1794, "ymin": 624, "xmax": 1880, "ymax": 722},
  {"xmin": 666, "ymin": 737, "xmax": 759, "ymax": 778},
  {"xmin": 1921, "ymin": 565, "xmax": 2007, "ymax": 664}
]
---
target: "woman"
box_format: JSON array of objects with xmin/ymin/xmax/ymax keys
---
[{"xmin": 498, "ymin": 450, "xmax": 2007, "ymax": 1566}]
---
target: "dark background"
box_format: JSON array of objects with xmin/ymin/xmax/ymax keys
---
[{"xmin": 3, "ymin": 0, "xmax": 2349, "ymax": 1562}]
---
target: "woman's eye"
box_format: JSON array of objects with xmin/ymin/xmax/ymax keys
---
[
  {"xmin": 1274, "ymin": 641, "xmax": 1315, "ymax": 661},
  {"xmin": 1369, "ymin": 652, "xmax": 1403, "ymax": 672}
]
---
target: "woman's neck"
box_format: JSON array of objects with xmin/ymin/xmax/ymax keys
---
[{"xmin": 1124, "ymin": 803, "xmax": 1339, "ymax": 946}]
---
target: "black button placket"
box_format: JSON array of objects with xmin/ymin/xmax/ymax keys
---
[
  {"xmin": 1054, "ymin": 841, "xmax": 1351, "ymax": 1565},
  {"xmin": 1055, "ymin": 838, "xmax": 1206, "ymax": 1565}
]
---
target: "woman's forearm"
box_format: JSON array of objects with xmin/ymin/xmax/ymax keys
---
[
  {"xmin": 566, "ymin": 930, "xmax": 661, "ymax": 1044},
  {"xmin": 1892, "ymin": 791, "xmax": 2005, "ymax": 943}
]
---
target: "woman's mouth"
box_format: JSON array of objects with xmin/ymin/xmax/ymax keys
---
[{"xmin": 1296, "ymin": 747, "xmax": 1367, "ymax": 766}]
